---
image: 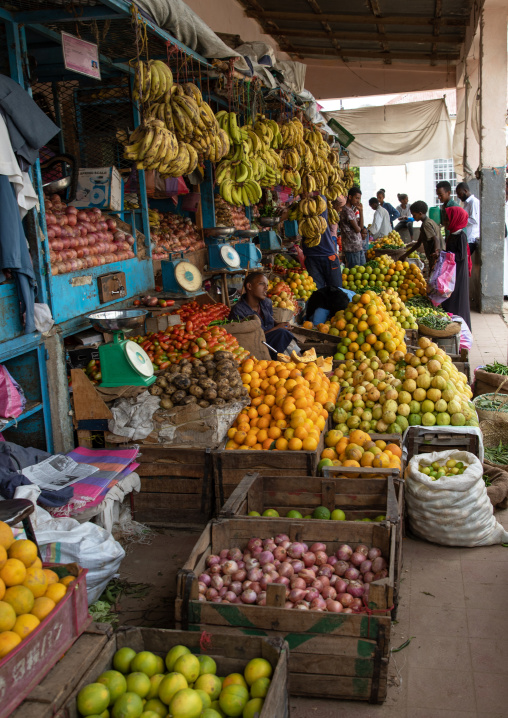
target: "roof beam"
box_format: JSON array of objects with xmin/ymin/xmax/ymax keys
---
[
  {"xmin": 368, "ymin": 0, "xmax": 390, "ymax": 64},
  {"xmin": 431, "ymin": 0, "xmax": 443, "ymax": 66},
  {"xmin": 242, "ymin": 9, "xmax": 469, "ymax": 27},
  {"xmin": 303, "ymin": 0, "xmax": 348, "ymax": 61},
  {"xmin": 236, "ymin": 0, "xmax": 301, "ymax": 56},
  {"xmin": 272, "ymin": 28, "xmax": 462, "ymax": 44},
  {"xmin": 288, "ymin": 46, "xmax": 460, "ymax": 60}
]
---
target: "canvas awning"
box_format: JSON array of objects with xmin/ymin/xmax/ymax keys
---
[{"xmin": 323, "ymin": 98, "xmax": 453, "ymax": 167}]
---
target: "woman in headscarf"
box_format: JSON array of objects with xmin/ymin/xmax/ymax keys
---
[{"xmin": 441, "ymin": 206, "xmax": 471, "ymax": 330}]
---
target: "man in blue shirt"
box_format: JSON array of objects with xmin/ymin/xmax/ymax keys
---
[
  {"xmin": 376, "ymin": 189, "xmax": 400, "ymax": 227},
  {"xmin": 229, "ymin": 272, "xmax": 295, "ymax": 358}
]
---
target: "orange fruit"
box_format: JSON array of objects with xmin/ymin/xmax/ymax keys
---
[
  {"xmin": 22, "ymin": 567, "xmax": 48, "ymax": 598},
  {"xmin": 0, "ymin": 577, "xmax": 4, "ymax": 600},
  {"xmin": 234, "ymin": 431, "xmax": 247, "ymax": 445},
  {"xmin": 45, "ymin": 582, "xmax": 67, "ymax": 604},
  {"xmin": 60, "ymin": 575, "xmax": 76, "ymax": 588},
  {"xmin": 31, "ymin": 596, "xmax": 56, "ymax": 621},
  {"xmin": 13, "ymin": 613, "xmax": 40, "ymax": 639},
  {"xmin": 275, "ymin": 437, "xmax": 288, "ymax": 451},
  {"xmin": 29, "ymin": 557, "xmax": 43, "ymax": 570},
  {"xmin": 0, "ymin": 631, "xmax": 21, "ymax": 658},
  {"xmin": 386, "ymin": 443, "xmax": 402, "ymax": 458},
  {"xmin": 8, "ymin": 539, "xmax": 38, "ymax": 568},
  {"xmin": 0, "ymin": 600, "xmax": 16, "ymax": 631},
  {"xmin": 0, "ymin": 522, "xmax": 14, "ymax": 551},
  {"xmin": 302, "ymin": 437, "xmax": 318, "ymax": 451},
  {"xmin": 43, "ymin": 569, "xmax": 59, "ymax": 586},
  {"xmin": 0, "ymin": 545, "xmax": 6, "ymax": 571},
  {"xmin": 4, "ymin": 585, "xmax": 35, "ymax": 615},
  {"xmin": 288, "ymin": 437, "xmax": 303, "ymax": 451},
  {"xmin": 0, "ymin": 558, "xmax": 26, "ymax": 587},
  {"xmin": 293, "ymin": 426, "xmax": 308, "ymax": 440},
  {"xmin": 373, "ymin": 453, "xmax": 390, "ymax": 469},
  {"xmin": 321, "ymin": 448, "xmax": 337, "ymax": 461},
  {"xmin": 262, "ymin": 438, "xmax": 275, "ymax": 450}
]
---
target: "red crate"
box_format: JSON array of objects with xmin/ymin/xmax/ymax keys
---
[{"xmin": 0, "ymin": 564, "xmax": 91, "ymax": 718}]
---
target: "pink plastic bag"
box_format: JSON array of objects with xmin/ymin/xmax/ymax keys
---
[
  {"xmin": 0, "ymin": 366, "xmax": 26, "ymax": 419},
  {"xmin": 428, "ymin": 251, "xmax": 456, "ymax": 306}
]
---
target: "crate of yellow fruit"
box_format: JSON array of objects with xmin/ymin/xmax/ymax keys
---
[
  {"xmin": 0, "ymin": 521, "xmax": 90, "ymax": 718},
  {"xmin": 213, "ymin": 357, "xmax": 338, "ymax": 509}
]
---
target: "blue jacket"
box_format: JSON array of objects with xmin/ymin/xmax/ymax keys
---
[
  {"xmin": 382, "ymin": 202, "xmax": 400, "ymax": 227},
  {"xmin": 229, "ymin": 296, "xmax": 274, "ymax": 331}
]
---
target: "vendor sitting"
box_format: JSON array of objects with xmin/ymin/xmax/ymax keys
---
[{"xmin": 229, "ymin": 272, "xmax": 295, "ymax": 359}]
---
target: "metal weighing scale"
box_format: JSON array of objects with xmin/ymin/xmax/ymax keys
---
[
  {"xmin": 88, "ymin": 309, "xmax": 156, "ymax": 388},
  {"xmin": 234, "ymin": 229, "xmax": 262, "ymax": 269},
  {"xmin": 205, "ymin": 227, "xmax": 241, "ymax": 271},
  {"xmin": 161, "ymin": 253, "xmax": 204, "ymax": 296},
  {"xmin": 258, "ymin": 217, "xmax": 282, "ymax": 251}
]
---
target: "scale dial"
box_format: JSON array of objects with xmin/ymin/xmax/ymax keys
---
[
  {"xmin": 220, "ymin": 244, "xmax": 241, "ymax": 268},
  {"xmin": 174, "ymin": 260, "xmax": 202, "ymax": 291},
  {"xmin": 124, "ymin": 341, "xmax": 154, "ymax": 377}
]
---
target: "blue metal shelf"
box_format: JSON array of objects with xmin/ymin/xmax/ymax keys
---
[{"xmin": 1, "ymin": 400, "xmax": 43, "ymax": 431}]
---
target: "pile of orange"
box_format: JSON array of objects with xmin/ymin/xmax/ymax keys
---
[
  {"xmin": 319, "ymin": 429, "xmax": 402, "ymax": 476},
  {"xmin": 330, "ymin": 291, "xmax": 407, "ymax": 364},
  {"xmin": 226, "ymin": 359, "xmax": 339, "ymax": 451},
  {"xmin": 0, "ymin": 521, "xmax": 73, "ymax": 659}
]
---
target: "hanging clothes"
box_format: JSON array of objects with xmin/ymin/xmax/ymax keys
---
[
  {"xmin": 0, "ymin": 175, "xmax": 36, "ymax": 333},
  {"xmin": 0, "ymin": 74, "xmax": 60, "ymax": 166},
  {"xmin": 0, "ymin": 113, "xmax": 38, "ymax": 217}
]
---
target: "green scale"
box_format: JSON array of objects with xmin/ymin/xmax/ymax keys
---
[{"xmin": 88, "ymin": 309, "xmax": 156, "ymax": 387}]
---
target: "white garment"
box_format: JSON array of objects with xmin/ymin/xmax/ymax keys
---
[
  {"xmin": 462, "ymin": 194, "xmax": 480, "ymax": 243},
  {"xmin": 370, "ymin": 205, "xmax": 391, "ymax": 239},
  {"xmin": 396, "ymin": 204, "xmax": 412, "ymax": 219},
  {"xmin": 0, "ymin": 114, "xmax": 38, "ymax": 218}
]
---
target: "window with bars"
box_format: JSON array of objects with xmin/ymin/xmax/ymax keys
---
[{"xmin": 433, "ymin": 158, "xmax": 458, "ymax": 199}]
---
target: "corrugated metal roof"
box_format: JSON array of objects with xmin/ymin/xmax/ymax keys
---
[{"xmin": 236, "ymin": 0, "xmax": 473, "ymax": 65}]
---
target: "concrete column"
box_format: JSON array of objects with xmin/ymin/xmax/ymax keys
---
[
  {"xmin": 44, "ymin": 331, "xmax": 75, "ymax": 454},
  {"xmin": 478, "ymin": 0, "xmax": 507, "ymax": 313}
]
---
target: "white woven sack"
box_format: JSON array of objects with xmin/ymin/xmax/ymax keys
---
[{"xmin": 405, "ymin": 450, "xmax": 508, "ymax": 546}]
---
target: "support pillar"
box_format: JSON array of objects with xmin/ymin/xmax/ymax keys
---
[
  {"xmin": 44, "ymin": 331, "xmax": 75, "ymax": 454},
  {"xmin": 478, "ymin": 0, "xmax": 507, "ymax": 313}
]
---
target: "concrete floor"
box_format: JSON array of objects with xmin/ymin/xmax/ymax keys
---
[{"xmin": 117, "ymin": 310, "xmax": 508, "ymax": 716}]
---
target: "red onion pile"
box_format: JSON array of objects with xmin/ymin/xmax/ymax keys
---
[
  {"xmin": 44, "ymin": 195, "xmax": 135, "ymax": 275},
  {"xmin": 150, "ymin": 211, "xmax": 205, "ymax": 257},
  {"xmin": 196, "ymin": 536, "xmax": 388, "ymax": 613}
]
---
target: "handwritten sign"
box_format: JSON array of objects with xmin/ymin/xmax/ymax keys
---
[{"xmin": 62, "ymin": 32, "xmax": 101, "ymax": 80}]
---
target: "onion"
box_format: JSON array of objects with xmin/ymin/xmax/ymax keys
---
[
  {"xmin": 106, "ymin": 218, "xmax": 117, "ymax": 230},
  {"xmin": 224, "ymin": 591, "xmax": 237, "ymax": 602},
  {"xmin": 291, "ymin": 560, "xmax": 304, "ymax": 574},
  {"xmin": 241, "ymin": 589, "xmax": 257, "ymax": 604},
  {"xmin": 259, "ymin": 551, "xmax": 274, "ymax": 565},
  {"xmin": 262, "ymin": 562, "xmax": 276, "ymax": 574},
  {"xmin": 290, "ymin": 577, "xmax": 306, "ymax": 590},
  {"xmin": 354, "ymin": 544, "xmax": 369, "ymax": 557},
  {"xmin": 311, "ymin": 579, "xmax": 324, "ymax": 592},
  {"xmin": 310, "ymin": 542, "xmax": 326, "ymax": 553},
  {"xmin": 248, "ymin": 568, "xmax": 263, "ymax": 583},
  {"xmin": 317, "ymin": 564, "xmax": 333, "ymax": 578},
  {"xmin": 363, "ymin": 571, "xmax": 375, "ymax": 583},
  {"xmin": 371, "ymin": 557, "xmax": 387, "ymax": 573},
  {"xmin": 311, "ymin": 597, "xmax": 327, "ymax": 610},
  {"xmin": 198, "ymin": 582, "xmax": 207, "ymax": 594},
  {"xmin": 343, "ymin": 607, "xmax": 353, "ymax": 614},
  {"xmin": 351, "ymin": 598, "xmax": 364, "ymax": 611},
  {"xmin": 368, "ymin": 547, "xmax": 382, "ymax": 561},
  {"xmin": 273, "ymin": 547, "xmax": 287, "ymax": 562},
  {"xmin": 314, "ymin": 551, "xmax": 329, "ymax": 566},
  {"xmin": 373, "ymin": 569, "xmax": 388, "ymax": 580},
  {"xmin": 279, "ymin": 562, "xmax": 294, "ymax": 578},
  {"xmin": 205, "ymin": 587, "xmax": 218, "ymax": 600},
  {"xmin": 333, "ymin": 578, "xmax": 348, "ymax": 594},
  {"xmin": 231, "ymin": 581, "xmax": 242, "ymax": 595},
  {"xmin": 218, "ymin": 587, "xmax": 228, "ymax": 597},
  {"xmin": 338, "ymin": 592, "xmax": 354, "ymax": 607},
  {"xmin": 263, "ymin": 538, "xmax": 276, "ymax": 551},
  {"xmin": 326, "ymin": 599, "xmax": 343, "ymax": 613},
  {"xmin": 210, "ymin": 596, "xmax": 223, "ymax": 603},
  {"xmin": 337, "ymin": 545, "xmax": 353, "ymax": 561},
  {"xmin": 275, "ymin": 534, "xmax": 290, "ymax": 545},
  {"xmin": 305, "ymin": 588, "xmax": 319, "ymax": 602},
  {"xmin": 334, "ymin": 561, "xmax": 349, "ymax": 577},
  {"xmin": 223, "ymin": 575, "xmax": 232, "ymax": 587},
  {"xmin": 328, "ymin": 556, "xmax": 338, "ymax": 566},
  {"xmin": 247, "ymin": 538, "xmax": 263, "ymax": 551},
  {"xmin": 344, "ymin": 567, "xmax": 360, "ymax": 581},
  {"xmin": 274, "ymin": 576, "xmax": 290, "ymax": 587},
  {"xmin": 209, "ymin": 564, "xmax": 222, "ymax": 575},
  {"xmin": 222, "ymin": 560, "xmax": 238, "ymax": 575},
  {"xmin": 298, "ymin": 569, "xmax": 316, "ymax": 586},
  {"xmin": 289, "ymin": 588, "xmax": 306, "ymax": 603},
  {"xmin": 294, "ymin": 601, "xmax": 310, "ymax": 610},
  {"xmin": 287, "ymin": 542, "xmax": 305, "ymax": 559},
  {"xmin": 303, "ymin": 552, "xmax": 316, "ymax": 567},
  {"xmin": 350, "ymin": 552, "xmax": 366, "ymax": 567},
  {"xmin": 360, "ymin": 560, "xmax": 372, "ymax": 574},
  {"xmin": 210, "ymin": 575, "xmax": 223, "ymax": 591},
  {"xmin": 229, "ymin": 548, "xmax": 242, "ymax": 562},
  {"xmin": 347, "ymin": 580, "xmax": 365, "ymax": 598},
  {"xmin": 322, "ymin": 586, "xmax": 337, "ymax": 600},
  {"xmin": 249, "ymin": 582, "xmax": 261, "ymax": 595}
]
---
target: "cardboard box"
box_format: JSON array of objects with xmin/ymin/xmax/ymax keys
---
[{"xmin": 71, "ymin": 167, "xmax": 122, "ymax": 211}]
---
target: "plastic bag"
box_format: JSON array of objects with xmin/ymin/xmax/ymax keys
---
[
  {"xmin": 33, "ymin": 303, "xmax": 54, "ymax": 333},
  {"xmin": 451, "ymin": 314, "xmax": 473, "ymax": 351},
  {"xmin": 405, "ymin": 450, "xmax": 508, "ymax": 546},
  {"xmin": 0, "ymin": 365, "xmax": 26, "ymax": 419},
  {"xmin": 428, "ymin": 251, "xmax": 456, "ymax": 305}
]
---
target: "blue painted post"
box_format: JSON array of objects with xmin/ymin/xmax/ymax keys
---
[
  {"xmin": 129, "ymin": 76, "xmax": 151, "ymax": 254},
  {"xmin": 5, "ymin": 21, "xmax": 23, "ymax": 82},
  {"xmin": 37, "ymin": 344, "xmax": 54, "ymax": 453},
  {"xmin": 201, "ymin": 161, "xmax": 216, "ymax": 228}
]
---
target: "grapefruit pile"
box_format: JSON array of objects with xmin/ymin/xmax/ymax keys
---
[
  {"xmin": 76, "ymin": 644, "xmax": 273, "ymax": 718},
  {"xmin": 0, "ymin": 522, "xmax": 71, "ymax": 659},
  {"xmin": 286, "ymin": 269, "xmax": 317, "ymax": 300},
  {"xmin": 342, "ymin": 257, "xmax": 426, "ymax": 302},
  {"xmin": 226, "ymin": 358, "xmax": 339, "ymax": 451},
  {"xmin": 319, "ymin": 430, "xmax": 402, "ymax": 476},
  {"xmin": 379, "ymin": 289, "xmax": 418, "ymax": 331},
  {"xmin": 331, "ymin": 336, "xmax": 474, "ymax": 436},
  {"xmin": 330, "ymin": 291, "xmax": 407, "ymax": 363}
]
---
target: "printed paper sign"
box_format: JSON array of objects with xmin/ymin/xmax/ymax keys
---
[{"xmin": 62, "ymin": 31, "xmax": 101, "ymax": 79}]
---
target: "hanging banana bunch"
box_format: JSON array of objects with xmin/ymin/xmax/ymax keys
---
[
  {"xmin": 122, "ymin": 118, "xmax": 180, "ymax": 173},
  {"xmin": 132, "ymin": 60, "xmax": 173, "ymax": 103},
  {"xmin": 328, "ymin": 202, "xmax": 340, "ymax": 224}
]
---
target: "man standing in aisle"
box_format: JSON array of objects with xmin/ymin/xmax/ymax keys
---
[
  {"xmin": 400, "ymin": 200, "xmax": 441, "ymax": 272},
  {"xmin": 456, "ymin": 182, "xmax": 480, "ymax": 255},
  {"xmin": 436, "ymin": 180, "xmax": 459, "ymax": 243},
  {"xmin": 368, "ymin": 197, "xmax": 391, "ymax": 240},
  {"xmin": 339, "ymin": 186, "xmax": 367, "ymax": 268}
]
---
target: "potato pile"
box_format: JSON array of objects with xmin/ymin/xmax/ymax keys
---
[{"xmin": 149, "ymin": 351, "xmax": 248, "ymax": 409}]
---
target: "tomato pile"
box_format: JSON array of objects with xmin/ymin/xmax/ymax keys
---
[
  {"xmin": 168, "ymin": 301, "xmax": 229, "ymax": 331},
  {"xmin": 131, "ymin": 324, "xmax": 248, "ymax": 369}
]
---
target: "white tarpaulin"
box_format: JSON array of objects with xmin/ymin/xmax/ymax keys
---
[{"xmin": 323, "ymin": 98, "xmax": 452, "ymax": 167}]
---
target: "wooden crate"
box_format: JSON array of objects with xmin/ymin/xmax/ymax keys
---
[
  {"xmin": 213, "ymin": 428, "xmax": 326, "ymax": 511},
  {"xmin": 14, "ymin": 624, "xmax": 289, "ymax": 718},
  {"xmin": 132, "ymin": 446, "xmax": 214, "ymax": 527},
  {"xmin": 406, "ymin": 426, "xmax": 480, "ymax": 463},
  {"xmin": 176, "ymin": 518, "xmax": 396, "ymax": 703}
]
